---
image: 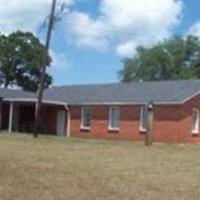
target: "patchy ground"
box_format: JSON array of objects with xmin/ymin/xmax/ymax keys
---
[{"xmin": 0, "ymin": 133, "xmax": 200, "ymax": 200}]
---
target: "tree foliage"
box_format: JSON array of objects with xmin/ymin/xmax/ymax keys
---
[
  {"xmin": 0, "ymin": 31, "xmax": 52, "ymax": 91},
  {"xmin": 119, "ymin": 36, "xmax": 200, "ymax": 82}
]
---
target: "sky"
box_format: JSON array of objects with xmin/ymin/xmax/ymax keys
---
[{"xmin": 0, "ymin": 0, "xmax": 200, "ymax": 86}]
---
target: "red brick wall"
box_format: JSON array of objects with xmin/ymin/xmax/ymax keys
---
[
  {"xmin": 69, "ymin": 94, "xmax": 200, "ymax": 143},
  {"xmin": 152, "ymin": 94, "xmax": 200, "ymax": 143},
  {"xmin": 70, "ymin": 105, "xmax": 145, "ymax": 141},
  {"xmin": 153, "ymin": 95, "xmax": 200, "ymax": 143},
  {"xmin": 180, "ymin": 94, "xmax": 200, "ymax": 143}
]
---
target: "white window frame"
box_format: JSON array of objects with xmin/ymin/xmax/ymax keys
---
[
  {"xmin": 109, "ymin": 106, "xmax": 120, "ymax": 131},
  {"xmin": 192, "ymin": 108, "xmax": 199, "ymax": 134},
  {"xmin": 81, "ymin": 107, "xmax": 91, "ymax": 130},
  {"xmin": 139, "ymin": 106, "xmax": 147, "ymax": 132}
]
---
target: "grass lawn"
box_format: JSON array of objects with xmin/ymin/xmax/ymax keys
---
[{"xmin": 0, "ymin": 133, "xmax": 200, "ymax": 200}]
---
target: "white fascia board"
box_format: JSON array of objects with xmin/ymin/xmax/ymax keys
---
[
  {"xmin": 2, "ymin": 99, "xmax": 182, "ymax": 106},
  {"xmin": 181, "ymin": 91, "xmax": 200, "ymax": 104},
  {"xmin": 3, "ymin": 98, "xmax": 67, "ymax": 106},
  {"xmin": 68, "ymin": 101, "xmax": 182, "ymax": 106}
]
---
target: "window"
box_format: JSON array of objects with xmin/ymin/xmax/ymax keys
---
[
  {"xmin": 109, "ymin": 107, "xmax": 120, "ymax": 130},
  {"xmin": 81, "ymin": 107, "xmax": 91, "ymax": 129},
  {"xmin": 192, "ymin": 108, "xmax": 199, "ymax": 134},
  {"xmin": 140, "ymin": 106, "xmax": 148, "ymax": 131}
]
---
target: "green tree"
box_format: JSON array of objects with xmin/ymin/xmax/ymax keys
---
[
  {"xmin": 0, "ymin": 31, "xmax": 52, "ymax": 91},
  {"xmin": 118, "ymin": 35, "xmax": 200, "ymax": 82}
]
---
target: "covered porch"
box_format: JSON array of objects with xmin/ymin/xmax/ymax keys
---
[{"xmin": 0, "ymin": 100, "xmax": 70, "ymax": 137}]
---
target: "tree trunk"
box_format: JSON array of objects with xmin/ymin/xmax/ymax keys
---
[
  {"xmin": 34, "ymin": 0, "xmax": 56, "ymax": 138},
  {"xmin": 3, "ymin": 63, "xmax": 12, "ymax": 88},
  {"xmin": 4, "ymin": 78, "xmax": 9, "ymax": 88}
]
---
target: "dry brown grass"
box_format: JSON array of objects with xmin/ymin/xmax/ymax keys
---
[{"xmin": 0, "ymin": 133, "xmax": 200, "ymax": 200}]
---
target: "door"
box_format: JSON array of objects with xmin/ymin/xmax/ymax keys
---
[{"xmin": 56, "ymin": 110, "xmax": 65, "ymax": 136}]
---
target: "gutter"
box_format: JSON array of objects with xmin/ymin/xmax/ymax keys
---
[
  {"xmin": 3, "ymin": 98, "xmax": 67, "ymax": 106},
  {"xmin": 1, "ymin": 98, "xmax": 184, "ymax": 106},
  {"xmin": 67, "ymin": 101, "xmax": 183, "ymax": 106}
]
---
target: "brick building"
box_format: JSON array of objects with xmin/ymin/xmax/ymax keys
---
[{"xmin": 0, "ymin": 79, "xmax": 200, "ymax": 143}]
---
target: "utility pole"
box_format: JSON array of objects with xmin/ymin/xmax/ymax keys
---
[
  {"xmin": 145, "ymin": 101, "xmax": 154, "ymax": 146},
  {"xmin": 34, "ymin": 0, "xmax": 57, "ymax": 138},
  {"xmin": 0, "ymin": 97, "xmax": 2, "ymax": 132}
]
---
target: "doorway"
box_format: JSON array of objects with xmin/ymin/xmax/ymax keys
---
[{"xmin": 56, "ymin": 110, "xmax": 66, "ymax": 136}]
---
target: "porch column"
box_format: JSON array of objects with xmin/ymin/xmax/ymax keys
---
[{"xmin": 8, "ymin": 102, "xmax": 14, "ymax": 133}]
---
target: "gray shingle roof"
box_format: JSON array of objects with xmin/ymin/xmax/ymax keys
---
[
  {"xmin": 1, "ymin": 79, "xmax": 200, "ymax": 105},
  {"xmin": 0, "ymin": 88, "xmax": 36, "ymax": 100},
  {"xmin": 43, "ymin": 79, "xmax": 200, "ymax": 105}
]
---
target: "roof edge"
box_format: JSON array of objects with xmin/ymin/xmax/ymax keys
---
[
  {"xmin": 2, "ymin": 98, "xmax": 182, "ymax": 106},
  {"xmin": 68, "ymin": 101, "xmax": 182, "ymax": 106},
  {"xmin": 181, "ymin": 91, "xmax": 200, "ymax": 104},
  {"xmin": 3, "ymin": 98, "xmax": 67, "ymax": 106}
]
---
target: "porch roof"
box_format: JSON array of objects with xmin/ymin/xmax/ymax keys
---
[{"xmin": 0, "ymin": 89, "xmax": 67, "ymax": 105}]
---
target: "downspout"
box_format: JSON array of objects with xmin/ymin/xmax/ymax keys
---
[{"xmin": 65, "ymin": 105, "xmax": 71, "ymax": 138}]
